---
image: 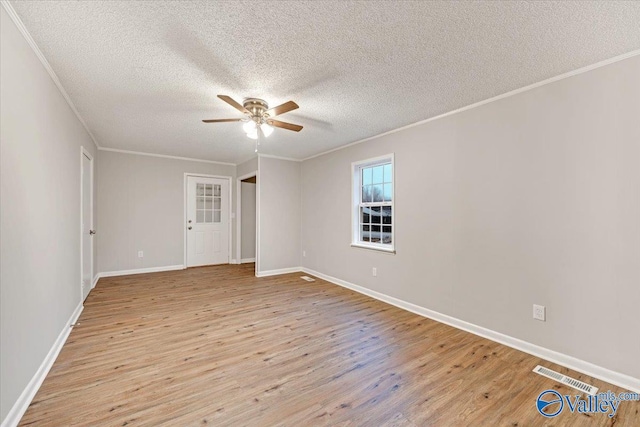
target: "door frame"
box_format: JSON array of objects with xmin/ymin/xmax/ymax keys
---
[
  {"xmin": 183, "ymin": 173, "xmax": 233, "ymax": 268},
  {"xmin": 80, "ymin": 146, "xmax": 94, "ymax": 301},
  {"xmin": 236, "ymin": 171, "xmax": 258, "ymax": 275}
]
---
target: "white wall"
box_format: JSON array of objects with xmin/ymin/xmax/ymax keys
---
[
  {"xmin": 241, "ymin": 182, "xmax": 256, "ymax": 260},
  {"xmin": 0, "ymin": 6, "xmax": 98, "ymax": 422},
  {"xmin": 97, "ymin": 150, "xmax": 235, "ymax": 272},
  {"xmin": 258, "ymin": 157, "xmax": 301, "ymax": 273},
  {"xmin": 301, "ymin": 55, "xmax": 640, "ymax": 380}
]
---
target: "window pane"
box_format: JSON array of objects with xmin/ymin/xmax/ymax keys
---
[
  {"xmin": 371, "ymin": 225, "xmax": 381, "ymax": 242},
  {"xmin": 214, "ymin": 184, "xmax": 221, "ymax": 197},
  {"xmin": 361, "ymin": 225, "xmax": 370, "ymax": 242},
  {"xmin": 361, "ymin": 207, "xmax": 370, "ymax": 224},
  {"xmin": 383, "ymin": 163, "xmax": 392, "ymax": 183},
  {"xmin": 197, "ymin": 183, "xmax": 205, "ymax": 196},
  {"xmin": 383, "ymin": 183, "xmax": 393, "ymax": 202},
  {"xmin": 362, "ymin": 167, "xmax": 372, "ymax": 186},
  {"xmin": 382, "ymin": 206, "xmax": 392, "ymax": 224},
  {"xmin": 205, "ymin": 184, "xmax": 213, "ymax": 196},
  {"xmin": 362, "ymin": 185, "xmax": 372, "ymax": 203},
  {"xmin": 197, "ymin": 197, "xmax": 205, "ymax": 209},
  {"xmin": 214, "ymin": 198, "xmax": 221, "ymax": 209},
  {"xmin": 214, "ymin": 210, "xmax": 221, "ymax": 223},
  {"xmin": 372, "ymin": 184, "xmax": 383, "ymax": 202},
  {"xmin": 204, "ymin": 198, "xmax": 212, "ymax": 210},
  {"xmin": 371, "ymin": 206, "xmax": 381, "ymax": 224},
  {"xmin": 196, "ymin": 210, "xmax": 205, "ymax": 223},
  {"xmin": 372, "ymin": 166, "xmax": 384, "ymax": 184},
  {"xmin": 382, "ymin": 226, "xmax": 392, "ymax": 244},
  {"xmin": 205, "ymin": 211, "xmax": 213, "ymax": 223}
]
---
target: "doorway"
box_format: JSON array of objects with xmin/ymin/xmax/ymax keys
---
[
  {"xmin": 80, "ymin": 147, "xmax": 94, "ymax": 301},
  {"xmin": 236, "ymin": 172, "xmax": 258, "ymax": 274},
  {"xmin": 185, "ymin": 174, "xmax": 231, "ymax": 267}
]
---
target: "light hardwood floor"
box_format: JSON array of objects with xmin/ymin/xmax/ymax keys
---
[{"xmin": 20, "ymin": 264, "xmax": 639, "ymax": 426}]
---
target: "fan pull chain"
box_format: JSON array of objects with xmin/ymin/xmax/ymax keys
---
[
  {"xmin": 254, "ymin": 126, "xmax": 258, "ymax": 152},
  {"xmin": 255, "ymin": 122, "xmax": 264, "ymax": 152}
]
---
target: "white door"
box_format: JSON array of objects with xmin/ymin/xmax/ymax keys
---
[
  {"xmin": 186, "ymin": 176, "xmax": 229, "ymax": 267},
  {"xmin": 81, "ymin": 151, "xmax": 93, "ymax": 301}
]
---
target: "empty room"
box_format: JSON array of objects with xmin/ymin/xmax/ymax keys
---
[{"xmin": 2, "ymin": 1, "xmax": 640, "ymax": 426}]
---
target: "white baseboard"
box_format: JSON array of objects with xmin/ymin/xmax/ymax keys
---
[
  {"xmin": 240, "ymin": 257, "xmax": 256, "ymax": 264},
  {"xmin": 301, "ymin": 267, "xmax": 640, "ymax": 394},
  {"xmin": 229, "ymin": 259, "xmax": 238, "ymax": 265},
  {"xmin": 97, "ymin": 264, "xmax": 185, "ymax": 278},
  {"xmin": 256, "ymin": 266, "xmax": 302, "ymax": 277},
  {"xmin": 1, "ymin": 302, "xmax": 84, "ymax": 427},
  {"xmin": 91, "ymin": 274, "xmax": 99, "ymax": 289}
]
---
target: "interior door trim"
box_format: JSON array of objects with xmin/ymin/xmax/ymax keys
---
[
  {"xmin": 80, "ymin": 146, "xmax": 94, "ymax": 302},
  {"xmin": 183, "ymin": 173, "xmax": 233, "ymax": 268},
  {"xmin": 236, "ymin": 171, "xmax": 258, "ymax": 277}
]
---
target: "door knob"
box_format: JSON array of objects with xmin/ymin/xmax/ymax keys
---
[
  {"xmin": 188, "ymin": 226, "xmax": 192, "ymax": 230},
  {"xmin": 89, "ymin": 230, "xmax": 96, "ymax": 235}
]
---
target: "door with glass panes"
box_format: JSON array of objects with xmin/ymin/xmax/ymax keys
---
[{"xmin": 186, "ymin": 176, "xmax": 229, "ymax": 266}]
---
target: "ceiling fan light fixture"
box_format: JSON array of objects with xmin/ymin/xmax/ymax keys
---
[
  {"xmin": 245, "ymin": 123, "xmax": 273, "ymax": 140},
  {"xmin": 242, "ymin": 120, "xmax": 257, "ymax": 134},
  {"xmin": 261, "ymin": 123, "xmax": 274, "ymax": 137},
  {"xmin": 246, "ymin": 128, "xmax": 258, "ymax": 140}
]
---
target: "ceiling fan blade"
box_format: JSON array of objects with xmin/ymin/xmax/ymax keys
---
[
  {"xmin": 217, "ymin": 95, "xmax": 250, "ymax": 114},
  {"xmin": 265, "ymin": 101, "xmax": 299, "ymax": 117},
  {"xmin": 202, "ymin": 118, "xmax": 243, "ymax": 123},
  {"xmin": 267, "ymin": 119, "xmax": 303, "ymax": 132}
]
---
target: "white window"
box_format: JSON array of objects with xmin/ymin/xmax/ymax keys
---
[
  {"xmin": 196, "ymin": 183, "xmax": 222, "ymax": 223},
  {"xmin": 352, "ymin": 154, "xmax": 395, "ymax": 253}
]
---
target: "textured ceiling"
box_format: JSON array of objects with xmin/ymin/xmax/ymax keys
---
[{"xmin": 10, "ymin": 1, "xmax": 640, "ymax": 163}]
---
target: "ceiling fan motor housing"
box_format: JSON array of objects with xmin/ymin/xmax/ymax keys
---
[{"xmin": 243, "ymin": 98, "xmax": 269, "ymax": 123}]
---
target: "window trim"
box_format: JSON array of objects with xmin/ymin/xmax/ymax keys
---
[{"xmin": 351, "ymin": 153, "xmax": 395, "ymax": 253}]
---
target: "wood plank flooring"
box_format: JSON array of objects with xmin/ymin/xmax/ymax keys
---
[{"xmin": 20, "ymin": 264, "xmax": 639, "ymax": 426}]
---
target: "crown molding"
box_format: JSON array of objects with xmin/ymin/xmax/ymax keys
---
[
  {"xmin": 1, "ymin": 0, "xmax": 101, "ymax": 150},
  {"xmin": 5, "ymin": 0, "xmax": 638, "ymax": 166},
  {"xmin": 257, "ymin": 153, "xmax": 302, "ymax": 162},
  {"xmin": 301, "ymin": 49, "xmax": 640, "ymax": 162},
  {"xmin": 98, "ymin": 147, "xmax": 236, "ymax": 166}
]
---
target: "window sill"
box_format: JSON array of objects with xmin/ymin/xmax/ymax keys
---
[{"xmin": 350, "ymin": 243, "xmax": 396, "ymax": 254}]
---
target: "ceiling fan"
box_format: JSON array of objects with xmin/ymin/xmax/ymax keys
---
[{"xmin": 203, "ymin": 95, "xmax": 303, "ymax": 141}]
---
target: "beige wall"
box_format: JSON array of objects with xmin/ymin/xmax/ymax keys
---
[
  {"xmin": 241, "ymin": 182, "xmax": 256, "ymax": 260},
  {"xmin": 258, "ymin": 157, "xmax": 301, "ymax": 273},
  {"xmin": 301, "ymin": 55, "xmax": 640, "ymax": 379},
  {"xmin": 237, "ymin": 156, "xmax": 258, "ymax": 178},
  {"xmin": 97, "ymin": 150, "xmax": 235, "ymax": 272},
  {"xmin": 0, "ymin": 7, "xmax": 98, "ymax": 422}
]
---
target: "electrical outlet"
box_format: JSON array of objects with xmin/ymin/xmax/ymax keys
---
[
  {"xmin": 303, "ymin": 250, "xmax": 306, "ymax": 257},
  {"xmin": 533, "ymin": 304, "xmax": 545, "ymax": 321},
  {"xmin": 138, "ymin": 251, "xmax": 144, "ymax": 258},
  {"xmin": 372, "ymin": 267, "xmax": 377, "ymax": 277}
]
